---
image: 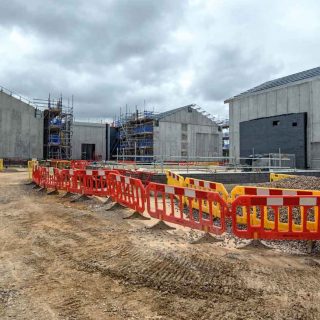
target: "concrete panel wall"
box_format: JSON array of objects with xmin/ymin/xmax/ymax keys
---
[
  {"xmin": 72, "ymin": 122, "xmax": 106, "ymax": 160},
  {"xmin": 227, "ymin": 78, "xmax": 320, "ymax": 168},
  {"xmin": 0, "ymin": 91, "xmax": 43, "ymax": 159},
  {"xmin": 154, "ymin": 108, "xmax": 222, "ymax": 160}
]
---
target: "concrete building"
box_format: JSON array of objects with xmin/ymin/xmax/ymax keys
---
[
  {"xmin": 0, "ymin": 87, "xmax": 43, "ymax": 159},
  {"xmin": 116, "ymin": 104, "xmax": 222, "ymax": 161},
  {"xmin": 225, "ymin": 67, "xmax": 320, "ymax": 169},
  {"xmin": 153, "ymin": 105, "xmax": 222, "ymax": 161},
  {"xmin": 71, "ymin": 122, "xmax": 106, "ymax": 160}
]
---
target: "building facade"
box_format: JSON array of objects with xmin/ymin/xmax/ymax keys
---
[
  {"xmin": 71, "ymin": 122, "xmax": 106, "ymax": 160},
  {"xmin": 0, "ymin": 88, "xmax": 43, "ymax": 159},
  {"xmin": 153, "ymin": 105, "xmax": 222, "ymax": 161},
  {"xmin": 225, "ymin": 67, "xmax": 320, "ymax": 169}
]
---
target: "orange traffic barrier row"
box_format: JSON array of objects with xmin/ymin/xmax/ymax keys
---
[{"xmin": 32, "ymin": 166, "xmax": 320, "ymax": 241}]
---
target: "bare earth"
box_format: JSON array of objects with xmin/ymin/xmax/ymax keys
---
[{"xmin": 1, "ymin": 171, "xmax": 320, "ymax": 320}]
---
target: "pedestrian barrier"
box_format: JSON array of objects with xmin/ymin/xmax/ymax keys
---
[
  {"xmin": 0, "ymin": 159, "xmax": 3, "ymax": 171},
  {"xmin": 185, "ymin": 177, "xmax": 229, "ymax": 201},
  {"xmin": 116, "ymin": 169, "xmax": 155, "ymax": 186},
  {"xmin": 232, "ymin": 195, "xmax": 320, "ymax": 240},
  {"xmin": 230, "ymin": 185, "xmax": 320, "ymax": 228},
  {"xmin": 270, "ymin": 173, "xmax": 297, "ymax": 182},
  {"xmin": 108, "ymin": 173, "xmax": 145, "ymax": 213},
  {"xmin": 67, "ymin": 169, "xmax": 87, "ymax": 194},
  {"xmin": 165, "ymin": 170, "xmax": 185, "ymax": 188},
  {"xmin": 230, "ymin": 185, "xmax": 320, "ymax": 202},
  {"xmin": 31, "ymin": 165, "xmax": 320, "ymax": 241},
  {"xmin": 70, "ymin": 160, "xmax": 92, "ymax": 170},
  {"xmin": 28, "ymin": 160, "xmax": 38, "ymax": 180},
  {"xmin": 82, "ymin": 169, "xmax": 120, "ymax": 196},
  {"xmin": 146, "ymin": 182, "xmax": 227, "ymax": 234},
  {"xmin": 184, "ymin": 177, "xmax": 229, "ymax": 218}
]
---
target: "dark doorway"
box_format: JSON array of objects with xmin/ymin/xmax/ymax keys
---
[{"xmin": 81, "ymin": 144, "xmax": 95, "ymax": 160}]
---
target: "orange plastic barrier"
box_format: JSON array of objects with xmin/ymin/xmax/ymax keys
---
[
  {"xmin": 232, "ymin": 195, "xmax": 320, "ymax": 240},
  {"xmin": 116, "ymin": 169, "xmax": 155, "ymax": 186},
  {"xmin": 32, "ymin": 165, "xmax": 320, "ymax": 241},
  {"xmin": 82, "ymin": 169, "xmax": 120, "ymax": 196},
  {"xmin": 146, "ymin": 182, "xmax": 227, "ymax": 234},
  {"xmin": 108, "ymin": 173, "xmax": 145, "ymax": 213},
  {"xmin": 67, "ymin": 169, "xmax": 86, "ymax": 194},
  {"xmin": 70, "ymin": 160, "xmax": 92, "ymax": 170}
]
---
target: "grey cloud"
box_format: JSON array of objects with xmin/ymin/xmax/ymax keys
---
[{"xmin": 0, "ymin": 0, "xmax": 318, "ymax": 121}]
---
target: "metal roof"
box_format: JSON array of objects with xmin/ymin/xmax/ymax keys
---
[
  {"xmin": 225, "ymin": 66, "xmax": 320, "ymax": 102},
  {"xmin": 154, "ymin": 104, "xmax": 196, "ymax": 120}
]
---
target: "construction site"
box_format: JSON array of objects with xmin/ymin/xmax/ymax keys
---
[
  {"xmin": 2, "ymin": 79, "xmax": 320, "ymax": 319},
  {"xmin": 3, "ymin": 0, "xmax": 320, "ymax": 316},
  {"xmin": 1, "ymin": 164, "xmax": 320, "ymax": 319},
  {"xmin": 2, "ymin": 71, "xmax": 320, "ymax": 319}
]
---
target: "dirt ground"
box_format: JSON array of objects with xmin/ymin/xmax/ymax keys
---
[{"xmin": 1, "ymin": 171, "xmax": 320, "ymax": 319}]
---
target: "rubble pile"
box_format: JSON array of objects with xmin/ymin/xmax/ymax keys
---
[{"xmin": 258, "ymin": 175, "xmax": 320, "ymax": 190}]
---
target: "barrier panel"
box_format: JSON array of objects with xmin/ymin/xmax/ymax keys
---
[
  {"xmin": 146, "ymin": 182, "xmax": 227, "ymax": 234},
  {"xmin": 108, "ymin": 173, "xmax": 145, "ymax": 213},
  {"xmin": 116, "ymin": 169, "xmax": 155, "ymax": 186},
  {"xmin": 165, "ymin": 170, "xmax": 185, "ymax": 188},
  {"xmin": 232, "ymin": 195, "xmax": 320, "ymax": 240},
  {"xmin": 230, "ymin": 185, "xmax": 320, "ymax": 228},
  {"xmin": 185, "ymin": 177, "xmax": 229, "ymax": 201},
  {"xmin": 82, "ymin": 169, "xmax": 120, "ymax": 196},
  {"xmin": 45, "ymin": 167, "xmax": 60, "ymax": 189},
  {"xmin": 28, "ymin": 160, "xmax": 38, "ymax": 180},
  {"xmin": 70, "ymin": 160, "xmax": 92, "ymax": 170},
  {"xmin": 184, "ymin": 177, "xmax": 229, "ymax": 218},
  {"xmin": 67, "ymin": 170, "xmax": 86, "ymax": 194},
  {"xmin": 32, "ymin": 164, "xmax": 41, "ymax": 185},
  {"xmin": 230, "ymin": 185, "xmax": 320, "ymax": 202},
  {"xmin": 56, "ymin": 169, "xmax": 73, "ymax": 191},
  {"xmin": 0, "ymin": 159, "xmax": 3, "ymax": 171},
  {"xmin": 270, "ymin": 173, "xmax": 297, "ymax": 182}
]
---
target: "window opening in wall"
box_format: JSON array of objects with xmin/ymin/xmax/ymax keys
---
[
  {"xmin": 181, "ymin": 123, "xmax": 188, "ymax": 131},
  {"xmin": 292, "ymin": 122, "xmax": 298, "ymax": 127},
  {"xmin": 273, "ymin": 120, "xmax": 280, "ymax": 126}
]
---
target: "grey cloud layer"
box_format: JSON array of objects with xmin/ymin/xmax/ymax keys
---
[{"xmin": 0, "ymin": 0, "xmax": 319, "ymax": 119}]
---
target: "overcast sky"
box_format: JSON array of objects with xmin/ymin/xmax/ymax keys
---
[{"xmin": 0, "ymin": 0, "xmax": 319, "ymax": 121}]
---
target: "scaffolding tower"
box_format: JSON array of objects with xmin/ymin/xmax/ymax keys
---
[
  {"xmin": 115, "ymin": 109, "xmax": 156, "ymax": 161},
  {"xmin": 35, "ymin": 95, "xmax": 73, "ymax": 159}
]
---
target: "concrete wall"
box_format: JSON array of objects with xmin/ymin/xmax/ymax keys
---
[
  {"xmin": 153, "ymin": 108, "xmax": 222, "ymax": 160},
  {"xmin": 72, "ymin": 122, "xmax": 106, "ymax": 160},
  {"xmin": 228, "ymin": 77, "xmax": 320, "ymax": 168},
  {"xmin": 0, "ymin": 91, "xmax": 43, "ymax": 159}
]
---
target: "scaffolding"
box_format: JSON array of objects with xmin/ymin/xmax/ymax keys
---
[
  {"xmin": 35, "ymin": 95, "xmax": 73, "ymax": 159},
  {"xmin": 114, "ymin": 109, "xmax": 156, "ymax": 161}
]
